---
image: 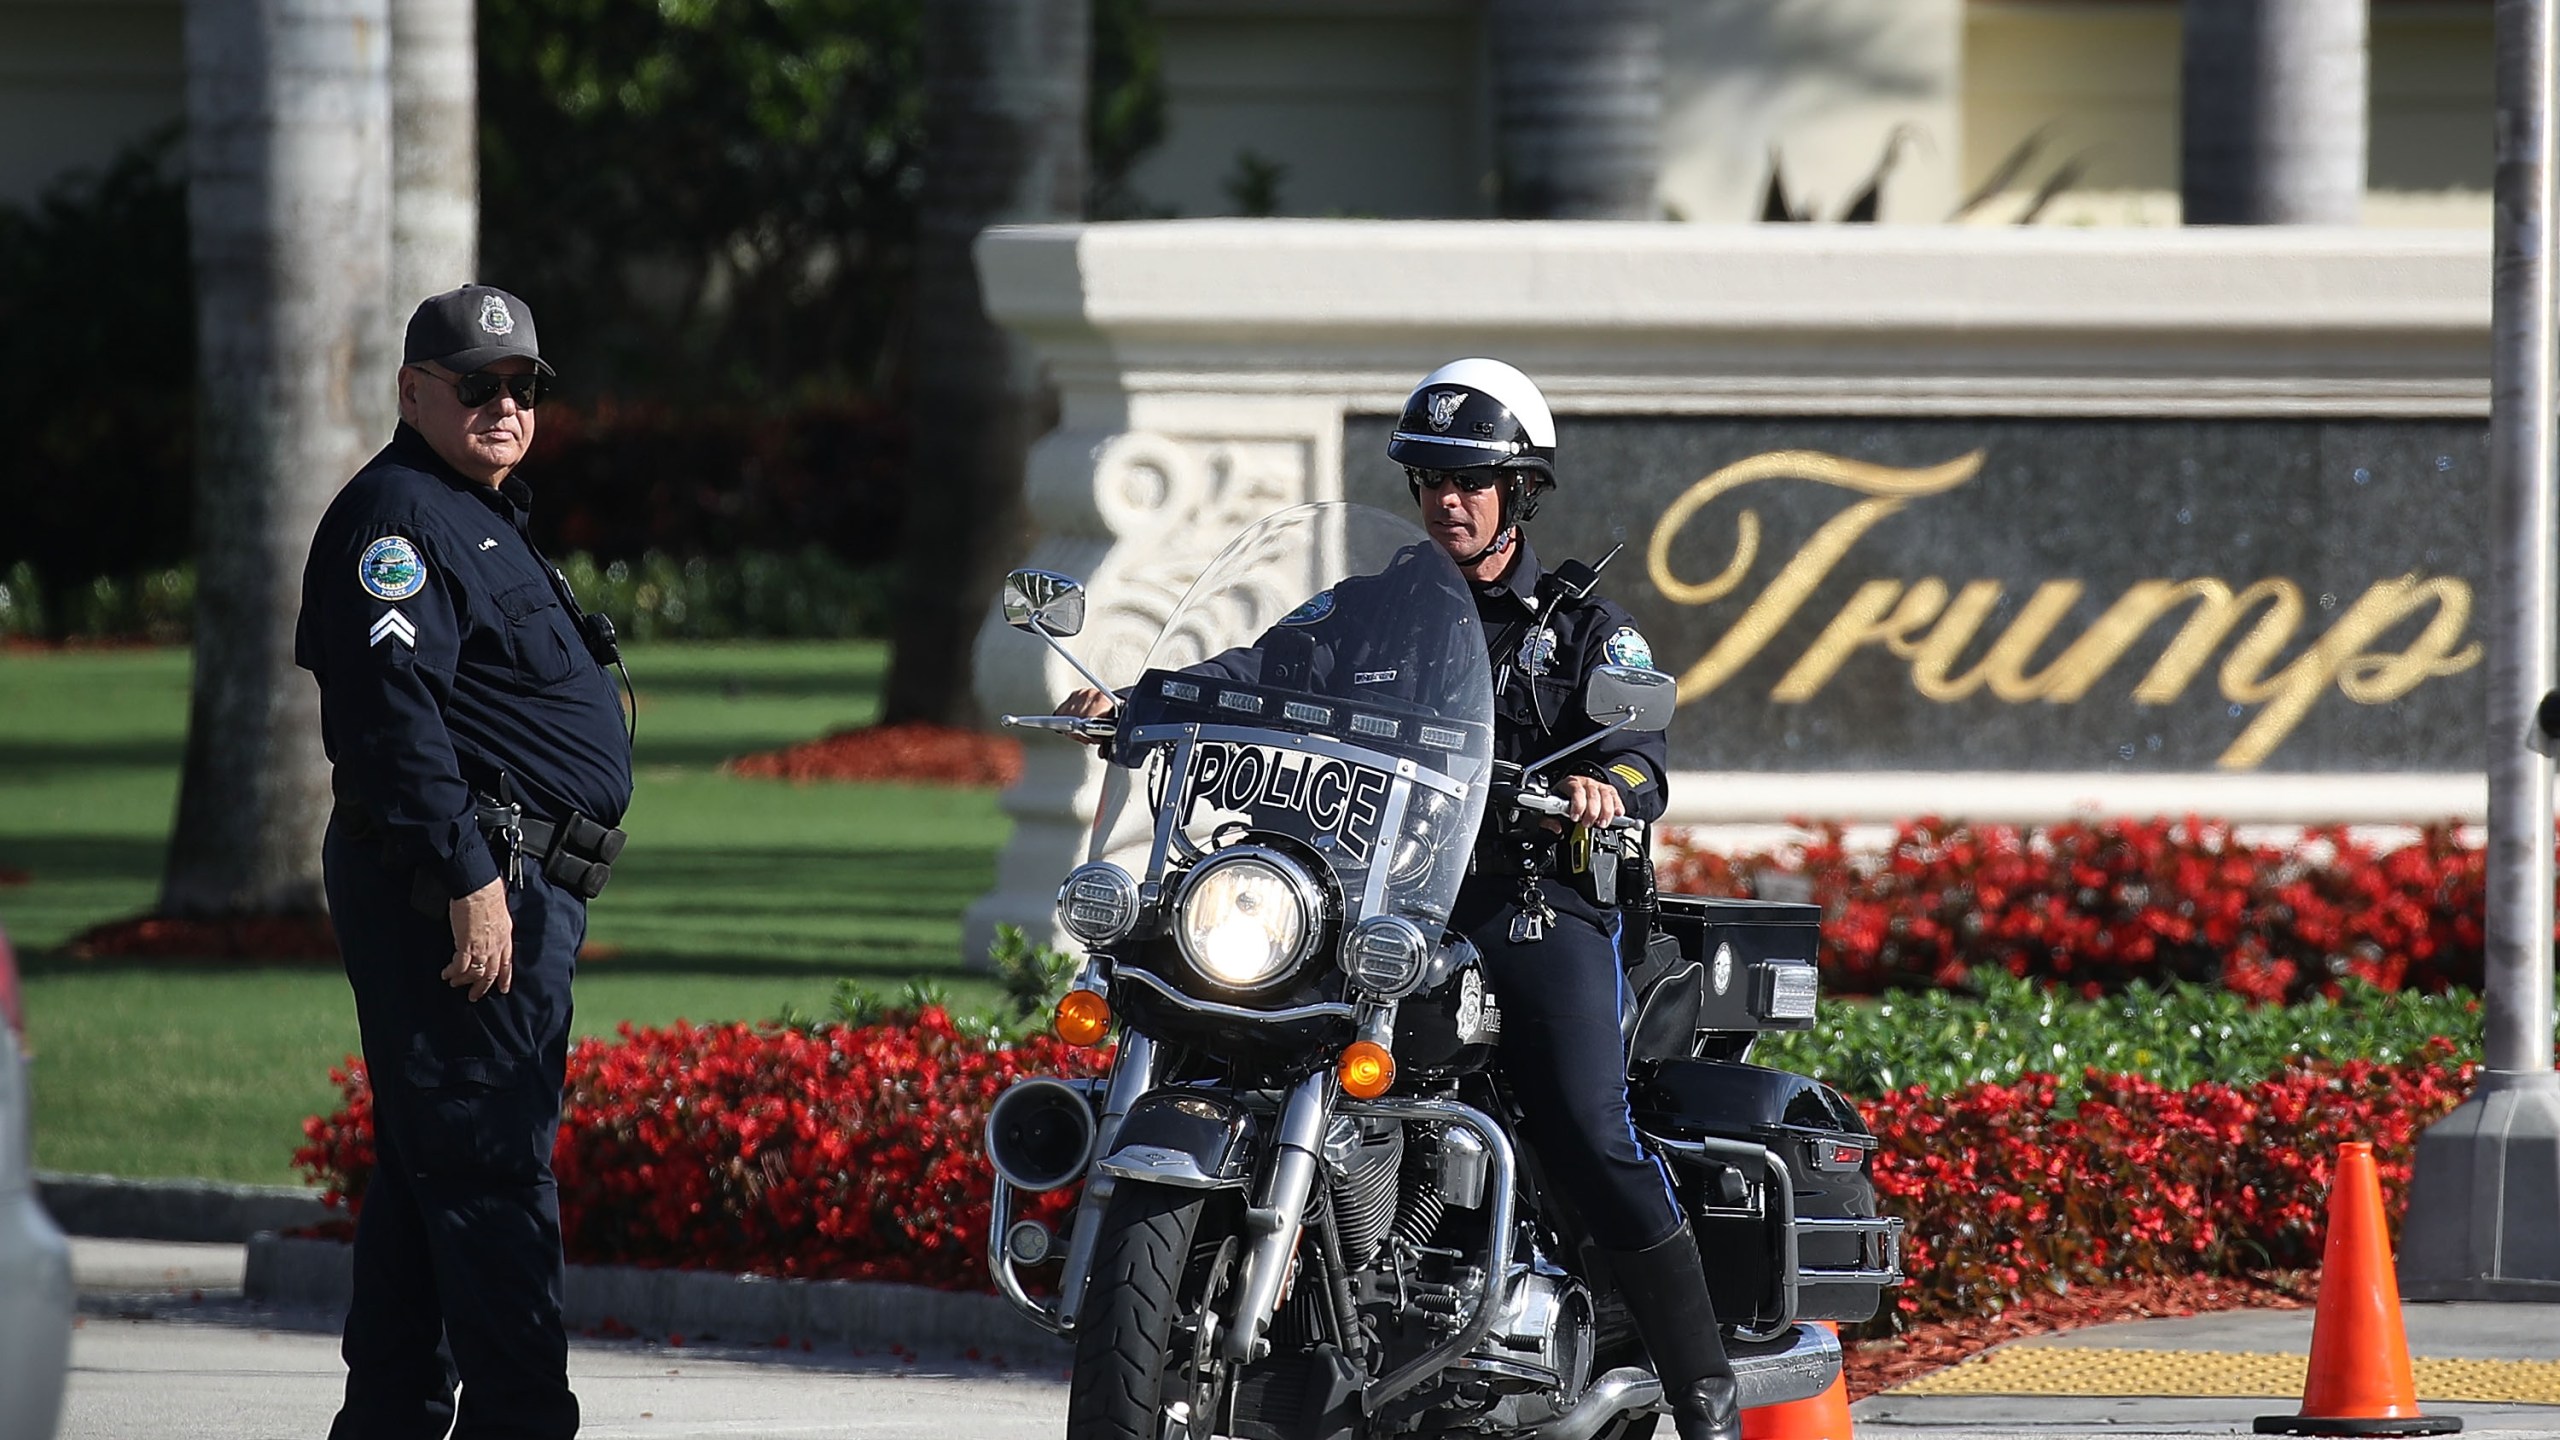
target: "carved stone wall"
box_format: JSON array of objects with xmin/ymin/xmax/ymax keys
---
[
  {"xmin": 966, "ymin": 392, "xmax": 1340, "ymax": 958},
  {"xmin": 963, "ymin": 220, "xmax": 2489, "ymax": 955}
]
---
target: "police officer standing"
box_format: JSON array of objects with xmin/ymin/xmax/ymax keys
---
[
  {"xmin": 1392, "ymin": 358, "xmax": 1739, "ymax": 1440},
  {"xmin": 296, "ymin": 285, "xmax": 632, "ymax": 1439}
]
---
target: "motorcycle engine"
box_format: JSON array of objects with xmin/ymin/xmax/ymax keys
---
[{"xmin": 1451, "ymin": 1245, "xmax": 1594, "ymax": 1427}]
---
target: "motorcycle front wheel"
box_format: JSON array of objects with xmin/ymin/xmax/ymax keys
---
[{"xmin": 1065, "ymin": 1184, "xmax": 1241, "ymax": 1440}]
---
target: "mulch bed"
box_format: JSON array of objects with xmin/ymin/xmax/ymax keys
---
[
  {"xmin": 725, "ymin": 723, "xmax": 1022, "ymax": 787},
  {"xmin": 1841, "ymin": 1271, "xmax": 2316, "ymax": 1400},
  {"xmin": 64, "ymin": 913, "xmax": 339, "ymax": 960},
  {"xmin": 0, "ymin": 867, "xmax": 29, "ymax": 887}
]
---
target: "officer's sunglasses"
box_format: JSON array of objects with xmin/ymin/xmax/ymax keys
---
[
  {"xmin": 420, "ymin": 367, "xmax": 548, "ymax": 410},
  {"xmin": 1405, "ymin": 467, "xmax": 1503, "ymax": 494}
]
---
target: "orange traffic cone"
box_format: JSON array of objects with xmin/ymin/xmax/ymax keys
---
[
  {"xmin": 1742, "ymin": 1322, "xmax": 1853, "ymax": 1440},
  {"xmin": 2254, "ymin": 1141, "xmax": 2461, "ymax": 1436}
]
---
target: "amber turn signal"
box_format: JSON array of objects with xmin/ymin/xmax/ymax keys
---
[
  {"xmin": 1336, "ymin": 1039, "xmax": 1396, "ymax": 1099},
  {"xmin": 1054, "ymin": 989, "xmax": 1112, "ymax": 1047}
]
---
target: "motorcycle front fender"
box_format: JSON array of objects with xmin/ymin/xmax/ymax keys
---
[{"xmin": 1095, "ymin": 1089, "xmax": 1259, "ymax": 1191}]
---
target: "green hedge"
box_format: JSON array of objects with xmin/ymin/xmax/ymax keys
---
[
  {"xmin": 0, "ymin": 562, "xmax": 195, "ymax": 644},
  {"xmin": 0, "ymin": 550, "xmax": 890, "ymax": 645},
  {"xmin": 1753, "ymin": 969, "xmax": 2483, "ymax": 1102}
]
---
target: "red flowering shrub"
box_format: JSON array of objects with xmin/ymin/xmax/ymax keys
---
[
  {"xmin": 1858, "ymin": 1044, "xmax": 2476, "ymax": 1332},
  {"xmin": 299, "ymin": 1011, "xmax": 2475, "ymax": 1330},
  {"xmin": 1656, "ymin": 817, "xmax": 2491, "ymax": 1001},
  {"xmin": 294, "ymin": 1007, "xmax": 1110, "ymax": 1290}
]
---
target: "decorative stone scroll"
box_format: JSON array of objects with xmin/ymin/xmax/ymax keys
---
[{"xmin": 966, "ymin": 420, "xmax": 1328, "ymax": 958}]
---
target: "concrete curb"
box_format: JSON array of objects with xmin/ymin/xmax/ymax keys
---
[
  {"xmin": 245, "ymin": 1234, "xmax": 1074, "ymax": 1364},
  {"xmin": 38, "ymin": 1171, "xmax": 333, "ymax": 1244}
]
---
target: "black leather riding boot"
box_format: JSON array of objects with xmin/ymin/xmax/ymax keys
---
[{"xmin": 1606, "ymin": 1221, "xmax": 1741, "ymax": 1440}]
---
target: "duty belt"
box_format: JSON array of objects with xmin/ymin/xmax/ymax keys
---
[
  {"xmin": 470, "ymin": 794, "xmax": 626, "ymax": 901},
  {"xmin": 361, "ymin": 794, "xmax": 627, "ymax": 916}
]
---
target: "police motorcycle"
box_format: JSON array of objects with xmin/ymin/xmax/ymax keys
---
[{"xmin": 987, "ymin": 503, "xmax": 1901, "ymax": 1440}]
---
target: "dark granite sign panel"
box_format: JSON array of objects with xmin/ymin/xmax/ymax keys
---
[{"xmin": 1342, "ymin": 416, "xmax": 2493, "ymax": 774}]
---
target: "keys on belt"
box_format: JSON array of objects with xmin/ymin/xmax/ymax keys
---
[
  {"xmin": 403, "ymin": 798, "xmax": 628, "ymax": 914},
  {"xmin": 476, "ymin": 798, "xmax": 626, "ymax": 901}
]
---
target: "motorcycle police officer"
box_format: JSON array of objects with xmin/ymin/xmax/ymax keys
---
[
  {"xmin": 1388, "ymin": 358, "xmax": 1740, "ymax": 1440},
  {"xmin": 296, "ymin": 285, "xmax": 631, "ymax": 1440},
  {"xmin": 1061, "ymin": 358, "xmax": 1741, "ymax": 1440}
]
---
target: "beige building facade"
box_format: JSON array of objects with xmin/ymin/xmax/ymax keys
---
[
  {"xmin": 1133, "ymin": 0, "xmax": 2490, "ymax": 227},
  {"xmin": 0, "ymin": 0, "xmax": 182, "ymax": 206},
  {"xmin": 1, "ymin": 1, "xmax": 2499, "ymax": 225}
]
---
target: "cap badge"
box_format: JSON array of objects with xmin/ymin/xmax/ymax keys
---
[
  {"xmin": 359, "ymin": 536, "xmax": 426, "ymax": 602},
  {"xmin": 1426, "ymin": 390, "xmax": 1465, "ymax": 433},
  {"xmin": 478, "ymin": 294, "xmax": 515, "ymax": 337}
]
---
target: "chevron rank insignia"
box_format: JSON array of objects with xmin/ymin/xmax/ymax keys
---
[{"xmin": 369, "ymin": 609, "xmax": 418, "ymax": 650}]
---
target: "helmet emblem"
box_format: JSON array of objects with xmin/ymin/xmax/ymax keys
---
[
  {"xmin": 1426, "ymin": 390, "xmax": 1466, "ymax": 433},
  {"xmin": 478, "ymin": 295, "xmax": 515, "ymax": 336}
]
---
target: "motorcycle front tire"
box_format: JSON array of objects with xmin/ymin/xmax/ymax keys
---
[{"xmin": 1065, "ymin": 1183, "xmax": 1224, "ymax": 1440}]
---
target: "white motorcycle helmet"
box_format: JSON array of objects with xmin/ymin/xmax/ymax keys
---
[{"xmin": 1386, "ymin": 358, "xmax": 1559, "ymax": 534}]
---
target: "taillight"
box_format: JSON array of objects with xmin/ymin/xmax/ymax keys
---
[{"xmin": 0, "ymin": 925, "xmax": 22, "ymax": 1040}]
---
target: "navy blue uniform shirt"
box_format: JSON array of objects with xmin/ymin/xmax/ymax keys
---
[
  {"xmin": 295, "ymin": 424, "xmax": 633, "ymax": 899},
  {"xmin": 1472, "ymin": 536, "xmax": 1669, "ymax": 824}
]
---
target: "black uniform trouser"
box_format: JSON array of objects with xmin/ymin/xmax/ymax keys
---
[
  {"xmin": 1461, "ymin": 877, "xmax": 1685, "ymax": 1251},
  {"xmin": 322, "ymin": 819, "xmax": 583, "ymax": 1440}
]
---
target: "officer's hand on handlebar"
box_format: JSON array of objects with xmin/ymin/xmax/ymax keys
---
[
  {"xmin": 1558, "ymin": 774, "xmax": 1625, "ymax": 829},
  {"xmin": 442, "ymin": 878, "xmax": 515, "ymax": 1001},
  {"xmin": 1056, "ymin": 687, "xmax": 1117, "ymax": 746}
]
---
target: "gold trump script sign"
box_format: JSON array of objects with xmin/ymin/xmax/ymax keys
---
[{"xmin": 1344, "ymin": 416, "xmax": 2490, "ymax": 775}]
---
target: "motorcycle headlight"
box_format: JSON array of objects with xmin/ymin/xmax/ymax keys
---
[
  {"xmin": 1174, "ymin": 848, "xmax": 1321, "ymax": 990},
  {"xmin": 1056, "ymin": 862, "xmax": 1140, "ymax": 946}
]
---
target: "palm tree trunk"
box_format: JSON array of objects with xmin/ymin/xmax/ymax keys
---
[
  {"xmin": 2181, "ymin": 0, "xmax": 2368, "ymax": 224},
  {"xmin": 391, "ymin": 0, "xmax": 477, "ymax": 304},
  {"xmin": 164, "ymin": 0, "xmax": 394, "ymax": 917},
  {"xmin": 1489, "ymin": 0, "xmax": 1664, "ymax": 219},
  {"xmin": 880, "ymin": 0, "xmax": 1089, "ymax": 728}
]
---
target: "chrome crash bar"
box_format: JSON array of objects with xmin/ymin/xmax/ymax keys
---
[{"xmin": 1644, "ymin": 1130, "xmax": 1905, "ymax": 1342}]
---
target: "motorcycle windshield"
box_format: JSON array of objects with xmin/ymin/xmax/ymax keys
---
[{"xmin": 1091, "ymin": 503, "xmax": 1495, "ymax": 933}]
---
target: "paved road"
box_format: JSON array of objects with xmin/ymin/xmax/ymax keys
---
[
  {"xmin": 61, "ymin": 1310, "xmax": 1073, "ymax": 1440},
  {"xmin": 64, "ymin": 1308, "xmax": 2560, "ymax": 1440},
  {"xmin": 59, "ymin": 1241, "xmax": 2560, "ymax": 1439}
]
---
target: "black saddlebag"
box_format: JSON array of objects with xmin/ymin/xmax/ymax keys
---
[
  {"xmin": 1629, "ymin": 1058, "xmax": 1903, "ymax": 1329},
  {"xmin": 1623, "ymin": 896, "xmax": 1823, "ymax": 1063}
]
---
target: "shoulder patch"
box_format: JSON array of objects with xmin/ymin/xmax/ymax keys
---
[
  {"xmin": 359, "ymin": 536, "xmax": 426, "ymax": 602},
  {"xmin": 1601, "ymin": 626, "xmax": 1655, "ymax": 671},
  {"xmin": 1608, "ymin": 762, "xmax": 1652, "ymax": 790},
  {"xmin": 1280, "ymin": 590, "xmax": 1335, "ymax": 627}
]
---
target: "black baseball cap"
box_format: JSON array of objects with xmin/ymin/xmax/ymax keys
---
[{"xmin": 402, "ymin": 284, "xmax": 554, "ymax": 376}]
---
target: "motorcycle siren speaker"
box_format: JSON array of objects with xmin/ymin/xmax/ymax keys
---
[{"xmin": 984, "ymin": 1077, "xmax": 1099, "ymax": 1194}]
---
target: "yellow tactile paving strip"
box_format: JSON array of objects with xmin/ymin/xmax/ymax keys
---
[{"xmin": 1891, "ymin": 1348, "xmax": 2560, "ymax": 1404}]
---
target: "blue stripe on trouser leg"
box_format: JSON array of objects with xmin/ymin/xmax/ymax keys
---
[{"xmin": 1468, "ymin": 882, "xmax": 1685, "ymax": 1250}]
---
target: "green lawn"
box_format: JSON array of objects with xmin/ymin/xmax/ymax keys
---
[{"xmin": 0, "ymin": 642, "xmax": 1012, "ymax": 1183}]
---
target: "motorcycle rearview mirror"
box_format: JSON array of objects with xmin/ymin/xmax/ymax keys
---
[
  {"xmin": 1516, "ymin": 665, "xmax": 1678, "ymax": 782},
  {"xmin": 1586, "ymin": 664, "xmax": 1675, "ymax": 734},
  {"xmin": 2531, "ymin": 688, "xmax": 2560, "ymax": 757},
  {"xmin": 1001, "ymin": 568, "xmax": 1116, "ymax": 696},
  {"xmin": 1003, "ymin": 569, "xmax": 1088, "ymax": 637}
]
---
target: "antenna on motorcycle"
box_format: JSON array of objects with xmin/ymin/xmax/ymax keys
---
[{"xmin": 1536, "ymin": 541, "xmax": 1624, "ymax": 610}]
